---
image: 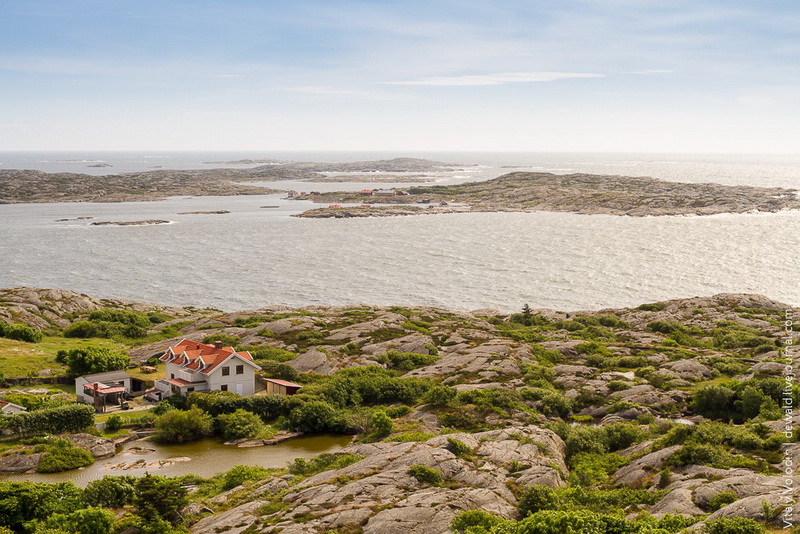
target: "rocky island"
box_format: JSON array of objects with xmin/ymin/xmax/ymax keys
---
[
  {"xmin": 0, "ymin": 287, "xmax": 797, "ymax": 533},
  {"xmin": 0, "ymin": 158, "xmax": 467, "ymax": 203},
  {"xmin": 297, "ymin": 172, "xmax": 800, "ymax": 218}
]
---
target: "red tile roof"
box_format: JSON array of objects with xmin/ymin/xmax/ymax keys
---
[
  {"xmin": 159, "ymin": 339, "xmax": 258, "ymax": 375},
  {"xmin": 164, "ymin": 378, "xmax": 196, "ymax": 387}
]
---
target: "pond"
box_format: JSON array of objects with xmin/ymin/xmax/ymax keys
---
[{"xmin": 2, "ymin": 434, "xmax": 353, "ymax": 486}]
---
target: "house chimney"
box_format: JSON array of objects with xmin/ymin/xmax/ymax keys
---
[{"xmin": 214, "ymin": 341, "xmax": 223, "ymax": 349}]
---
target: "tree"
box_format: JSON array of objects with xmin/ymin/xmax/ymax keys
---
[
  {"xmin": 370, "ymin": 410, "xmax": 393, "ymax": 438},
  {"xmin": 216, "ymin": 409, "xmax": 265, "ymax": 440},
  {"xmin": 83, "ymin": 475, "xmax": 137, "ymax": 508},
  {"xmin": 34, "ymin": 507, "xmax": 115, "ymax": 534},
  {"xmin": 288, "ymin": 400, "xmax": 340, "ymax": 433},
  {"xmin": 133, "ymin": 474, "xmax": 188, "ymax": 522},
  {"xmin": 153, "ymin": 406, "xmax": 213, "ymax": 443},
  {"xmin": 56, "ymin": 347, "xmax": 130, "ymax": 376},
  {"xmin": 692, "ymin": 384, "xmax": 736, "ymax": 420}
]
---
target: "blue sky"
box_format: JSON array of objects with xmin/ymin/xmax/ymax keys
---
[{"xmin": 1, "ymin": 0, "xmax": 798, "ymax": 151}]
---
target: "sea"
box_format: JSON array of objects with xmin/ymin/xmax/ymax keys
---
[{"xmin": 2, "ymin": 151, "xmax": 799, "ymax": 313}]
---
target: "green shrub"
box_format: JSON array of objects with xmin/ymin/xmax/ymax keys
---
[
  {"xmin": 692, "ymin": 383, "xmax": 736, "ymax": 420},
  {"xmin": 288, "ymin": 400, "xmax": 343, "ymax": 433},
  {"xmin": 33, "ymin": 506, "xmax": 115, "ymax": 534},
  {"xmin": 82, "ymin": 475, "xmax": 136, "ymax": 508},
  {"xmin": 0, "ymin": 322, "xmax": 43, "ymax": 343},
  {"xmin": 406, "ymin": 464, "xmax": 443, "ymax": 485},
  {"xmin": 288, "ymin": 453, "xmax": 364, "ymax": 476},
  {"xmin": 451, "ymin": 510, "xmax": 504, "ymax": 533},
  {"xmin": 133, "ymin": 474, "xmax": 188, "ymax": 522},
  {"xmin": 575, "ymin": 341, "xmax": 612, "ymax": 356},
  {"xmin": 446, "ymin": 437, "xmax": 471, "ymax": 456},
  {"xmin": 153, "ymin": 406, "xmax": 213, "ymax": 443},
  {"xmin": 385, "ymin": 431, "xmax": 435, "ymax": 442},
  {"xmin": 247, "ymin": 346, "xmax": 297, "ymax": 362},
  {"xmin": 221, "ymin": 464, "xmax": 270, "ymax": 490},
  {"xmin": 105, "ymin": 414, "xmax": 123, "ymax": 431},
  {"xmin": 1, "ymin": 404, "xmax": 95, "ymax": 436},
  {"xmin": 379, "ymin": 350, "xmax": 439, "ymax": 371},
  {"xmin": 216, "ymin": 409, "xmax": 265, "ymax": 440},
  {"xmin": 56, "ymin": 347, "xmax": 130, "ymax": 376},
  {"xmin": 370, "ymin": 410, "xmax": 393, "ymax": 438},
  {"xmin": 36, "ymin": 439, "xmax": 94, "ymax": 473},
  {"xmin": 519, "ymin": 485, "xmax": 562, "ymax": 515},
  {"xmin": 705, "ymin": 491, "xmax": 738, "ymax": 512},
  {"xmin": 702, "ymin": 517, "xmax": 765, "ymax": 534},
  {"xmin": 423, "ymin": 385, "xmax": 457, "ymax": 406}
]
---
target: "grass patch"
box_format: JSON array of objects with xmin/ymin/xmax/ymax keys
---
[{"xmin": 0, "ymin": 336, "xmax": 126, "ymax": 378}]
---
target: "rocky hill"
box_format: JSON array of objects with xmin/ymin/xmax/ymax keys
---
[{"xmin": 1, "ymin": 288, "xmax": 797, "ymax": 533}]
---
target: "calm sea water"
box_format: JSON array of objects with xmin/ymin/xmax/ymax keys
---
[{"xmin": 1, "ymin": 151, "xmax": 799, "ymax": 312}]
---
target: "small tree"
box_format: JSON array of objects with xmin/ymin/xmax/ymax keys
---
[
  {"xmin": 288, "ymin": 400, "xmax": 340, "ymax": 433},
  {"xmin": 370, "ymin": 410, "xmax": 393, "ymax": 438},
  {"xmin": 217, "ymin": 409, "xmax": 265, "ymax": 440},
  {"xmin": 133, "ymin": 474, "xmax": 188, "ymax": 523},
  {"xmin": 153, "ymin": 406, "xmax": 213, "ymax": 443},
  {"xmin": 83, "ymin": 475, "xmax": 137, "ymax": 508}
]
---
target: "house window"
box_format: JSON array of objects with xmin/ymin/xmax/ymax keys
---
[
  {"xmin": 222, "ymin": 367, "xmax": 230, "ymax": 376},
  {"xmin": 236, "ymin": 365, "xmax": 244, "ymax": 375},
  {"xmin": 187, "ymin": 387, "xmax": 194, "ymax": 393},
  {"xmin": 220, "ymin": 385, "xmax": 228, "ymax": 391},
  {"xmin": 170, "ymin": 373, "xmax": 175, "ymax": 379}
]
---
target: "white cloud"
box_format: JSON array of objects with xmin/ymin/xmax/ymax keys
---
[
  {"xmin": 383, "ymin": 71, "xmax": 605, "ymax": 87},
  {"xmin": 628, "ymin": 69, "xmax": 676, "ymax": 75}
]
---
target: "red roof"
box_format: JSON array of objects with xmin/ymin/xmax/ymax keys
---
[
  {"xmin": 265, "ymin": 378, "xmax": 303, "ymax": 389},
  {"xmin": 159, "ymin": 339, "xmax": 258, "ymax": 375},
  {"xmin": 164, "ymin": 378, "xmax": 196, "ymax": 387}
]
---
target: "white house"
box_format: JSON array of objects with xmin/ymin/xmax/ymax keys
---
[
  {"xmin": 0, "ymin": 400, "xmax": 27, "ymax": 414},
  {"xmin": 75, "ymin": 370, "xmax": 148, "ymax": 409},
  {"xmin": 155, "ymin": 339, "xmax": 261, "ymax": 398}
]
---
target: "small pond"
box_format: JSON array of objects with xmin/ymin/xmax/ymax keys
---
[{"xmin": 2, "ymin": 434, "xmax": 353, "ymax": 486}]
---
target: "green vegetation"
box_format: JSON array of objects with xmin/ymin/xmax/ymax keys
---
[
  {"xmin": 35, "ymin": 437, "xmax": 94, "ymax": 473},
  {"xmin": 1, "ymin": 404, "xmax": 95, "ymax": 437},
  {"xmin": 0, "ymin": 321, "xmax": 43, "ymax": 343},
  {"xmin": 153, "ymin": 406, "xmax": 213, "ymax": 443},
  {"xmin": 216, "ymin": 408, "xmax": 267, "ymax": 440},
  {"xmin": 407, "ymin": 464, "xmax": 443, "ymax": 485},
  {"xmin": 55, "ymin": 346, "xmax": 130, "ymax": 376}
]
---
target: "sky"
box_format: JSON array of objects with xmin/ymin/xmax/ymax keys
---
[{"xmin": 0, "ymin": 0, "xmax": 799, "ymax": 152}]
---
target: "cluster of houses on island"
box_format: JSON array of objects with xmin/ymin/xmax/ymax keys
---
[{"xmin": 75, "ymin": 339, "xmax": 303, "ymax": 412}]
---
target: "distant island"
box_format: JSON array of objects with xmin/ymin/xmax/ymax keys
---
[
  {"xmin": 295, "ymin": 172, "xmax": 800, "ymax": 218},
  {"xmin": 0, "ymin": 158, "xmax": 465, "ymax": 203}
]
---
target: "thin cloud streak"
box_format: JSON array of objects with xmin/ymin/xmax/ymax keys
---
[{"xmin": 383, "ymin": 71, "xmax": 605, "ymax": 87}]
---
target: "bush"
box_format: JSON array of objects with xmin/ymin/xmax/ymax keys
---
[
  {"xmin": 36, "ymin": 439, "xmax": 94, "ymax": 473},
  {"xmin": 0, "ymin": 322, "xmax": 43, "ymax": 343},
  {"xmin": 451, "ymin": 510, "xmax": 504, "ymax": 533},
  {"xmin": 248, "ymin": 346, "xmax": 297, "ymax": 362},
  {"xmin": 221, "ymin": 464, "xmax": 270, "ymax": 490},
  {"xmin": 0, "ymin": 481, "xmax": 83, "ymax": 531},
  {"xmin": 423, "ymin": 385, "xmax": 457, "ymax": 406},
  {"xmin": 258, "ymin": 360, "xmax": 300, "ymax": 382},
  {"xmin": 379, "ymin": 350, "xmax": 439, "ymax": 371},
  {"xmin": 692, "ymin": 384, "xmax": 736, "ymax": 420},
  {"xmin": 56, "ymin": 347, "xmax": 130, "ymax": 376},
  {"xmin": 519, "ymin": 485, "xmax": 562, "ymax": 516},
  {"xmin": 288, "ymin": 400, "xmax": 343, "ymax": 433},
  {"xmin": 83, "ymin": 475, "xmax": 137, "ymax": 508},
  {"xmin": 370, "ymin": 410, "xmax": 393, "ymax": 438},
  {"xmin": 705, "ymin": 491, "xmax": 738, "ymax": 512},
  {"xmin": 216, "ymin": 409, "xmax": 265, "ymax": 440},
  {"xmin": 33, "ymin": 507, "xmax": 115, "ymax": 534},
  {"xmin": 406, "ymin": 464, "xmax": 443, "ymax": 485},
  {"xmin": 515, "ymin": 509, "xmax": 608, "ymax": 534},
  {"xmin": 446, "ymin": 437, "xmax": 471, "ymax": 456},
  {"xmin": 703, "ymin": 517, "xmax": 765, "ymax": 534},
  {"xmin": 288, "ymin": 453, "xmax": 364, "ymax": 476},
  {"xmin": 1, "ymin": 404, "xmax": 95, "ymax": 436},
  {"xmin": 105, "ymin": 414, "xmax": 123, "ymax": 431},
  {"xmin": 133, "ymin": 474, "xmax": 188, "ymax": 522},
  {"xmin": 153, "ymin": 406, "xmax": 213, "ymax": 443}
]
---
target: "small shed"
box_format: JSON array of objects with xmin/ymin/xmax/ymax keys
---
[
  {"xmin": 264, "ymin": 378, "xmax": 303, "ymax": 396},
  {"xmin": 0, "ymin": 400, "xmax": 27, "ymax": 414},
  {"xmin": 75, "ymin": 370, "xmax": 147, "ymax": 410}
]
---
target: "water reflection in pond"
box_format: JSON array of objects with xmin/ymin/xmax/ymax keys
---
[{"xmin": 3, "ymin": 434, "xmax": 353, "ymax": 486}]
